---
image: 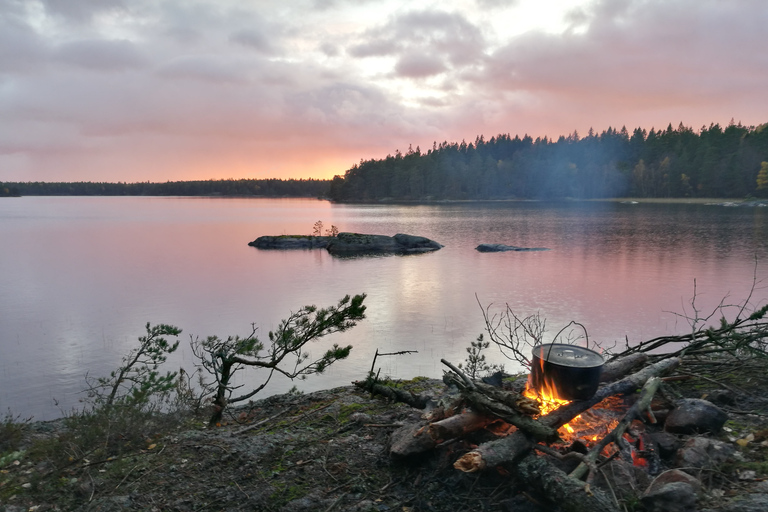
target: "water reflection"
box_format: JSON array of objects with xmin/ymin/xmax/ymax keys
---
[{"xmin": 1, "ymin": 197, "xmax": 767, "ymax": 420}]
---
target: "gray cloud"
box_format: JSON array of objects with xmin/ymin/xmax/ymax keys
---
[
  {"xmin": 40, "ymin": 0, "xmax": 127, "ymax": 24},
  {"xmin": 230, "ymin": 29, "xmax": 275, "ymax": 54},
  {"xmin": 394, "ymin": 54, "xmax": 447, "ymax": 78},
  {"xmin": 0, "ymin": 0, "xmax": 766, "ymax": 182},
  {"xmin": 56, "ymin": 39, "xmax": 147, "ymax": 71},
  {"xmin": 349, "ymin": 9, "xmax": 486, "ymax": 77}
]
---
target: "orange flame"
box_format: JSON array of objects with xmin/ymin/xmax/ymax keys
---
[{"xmin": 524, "ymin": 373, "xmax": 577, "ymax": 436}]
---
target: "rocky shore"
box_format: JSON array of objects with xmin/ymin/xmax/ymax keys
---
[{"xmin": 2, "ymin": 363, "xmax": 768, "ymax": 512}]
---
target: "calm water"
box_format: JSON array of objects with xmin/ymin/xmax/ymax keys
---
[{"xmin": 2, "ymin": 197, "xmax": 767, "ymax": 420}]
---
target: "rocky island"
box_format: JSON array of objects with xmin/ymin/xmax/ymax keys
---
[{"xmin": 249, "ymin": 232, "xmax": 443, "ymax": 256}]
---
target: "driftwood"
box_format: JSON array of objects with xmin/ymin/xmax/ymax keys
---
[{"xmin": 454, "ymin": 357, "xmax": 680, "ymax": 472}]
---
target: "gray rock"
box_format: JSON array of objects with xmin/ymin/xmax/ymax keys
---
[
  {"xmin": 326, "ymin": 232, "xmax": 443, "ymax": 256},
  {"xmin": 717, "ymin": 493, "xmax": 768, "ymax": 512},
  {"xmin": 665, "ymin": 399, "xmax": 728, "ymax": 434},
  {"xmin": 675, "ymin": 437, "xmax": 735, "ymax": 472},
  {"xmin": 646, "ymin": 469, "xmax": 702, "ymax": 495},
  {"xmin": 648, "ymin": 432, "xmax": 682, "ymax": 460},
  {"xmin": 248, "ymin": 235, "xmax": 332, "ymax": 249},
  {"xmin": 641, "ymin": 481, "xmax": 698, "ymax": 512},
  {"xmin": 475, "ymin": 243, "xmax": 549, "ymax": 252},
  {"xmin": 593, "ymin": 460, "xmax": 651, "ymax": 502}
]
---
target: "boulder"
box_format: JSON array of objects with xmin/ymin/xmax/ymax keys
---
[
  {"xmin": 475, "ymin": 243, "xmax": 549, "ymax": 252},
  {"xmin": 665, "ymin": 399, "xmax": 728, "ymax": 434},
  {"xmin": 326, "ymin": 233, "xmax": 443, "ymax": 256}
]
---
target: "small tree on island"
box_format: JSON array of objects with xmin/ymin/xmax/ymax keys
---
[{"xmin": 192, "ymin": 293, "xmax": 367, "ymax": 425}]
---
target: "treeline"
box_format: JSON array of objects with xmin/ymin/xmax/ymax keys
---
[
  {"xmin": 329, "ymin": 122, "xmax": 768, "ymax": 201},
  {"xmin": 0, "ymin": 178, "xmax": 330, "ymax": 197}
]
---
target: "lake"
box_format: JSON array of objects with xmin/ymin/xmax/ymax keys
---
[{"xmin": 2, "ymin": 197, "xmax": 767, "ymax": 421}]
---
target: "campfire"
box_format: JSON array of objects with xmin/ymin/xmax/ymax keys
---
[{"xmin": 366, "ymin": 351, "xmax": 682, "ymax": 512}]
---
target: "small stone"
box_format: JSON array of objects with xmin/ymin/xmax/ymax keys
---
[
  {"xmin": 675, "ymin": 437, "xmax": 735, "ymax": 472},
  {"xmin": 665, "ymin": 399, "xmax": 728, "ymax": 434},
  {"xmin": 593, "ymin": 460, "xmax": 651, "ymax": 502},
  {"xmin": 641, "ymin": 481, "xmax": 697, "ymax": 512},
  {"xmin": 646, "ymin": 469, "xmax": 702, "ymax": 495},
  {"xmin": 648, "ymin": 432, "xmax": 681, "ymax": 460}
]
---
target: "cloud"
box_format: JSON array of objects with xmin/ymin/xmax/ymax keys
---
[
  {"xmin": 348, "ymin": 9, "xmax": 486, "ymax": 77},
  {"xmin": 229, "ymin": 28, "xmax": 275, "ymax": 55},
  {"xmin": 0, "ymin": 0, "xmax": 766, "ymax": 182},
  {"xmin": 40, "ymin": 0, "xmax": 127, "ymax": 24},
  {"xmin": 394, "ymin": 54, "xmax": 447, "ymax": 78},
  {"xmin": 56, "ymin": 39, "xmax": 147, "ymax": 71},
  {"xmin": 477, "ymin": 0, "xmax": 768, "ymax": 126}
]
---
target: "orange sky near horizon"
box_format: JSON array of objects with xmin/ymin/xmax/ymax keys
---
[{"xmin": 1, "ymin": 0, "xmax": 767, "ymax": 183}]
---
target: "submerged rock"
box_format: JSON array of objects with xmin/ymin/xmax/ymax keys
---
[{"xmin": 475, "ymin": 243, "xmax": 549, "ymax": 252}]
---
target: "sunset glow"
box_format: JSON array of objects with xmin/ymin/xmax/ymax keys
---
[{"xmin": 1, "ymin": 0, "xmax": 766, "ymax": 182}]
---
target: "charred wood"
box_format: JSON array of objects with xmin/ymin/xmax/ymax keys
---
[{"xmin": 516, "ymin": 452, "xmax": 620, "ymax": 512}]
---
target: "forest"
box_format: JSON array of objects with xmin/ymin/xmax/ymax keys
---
[
  {"xmin": 4, "ymin": 121, "xmax": 768, "ymax": 201},
  {"xmin": 0, "ymin": 178, "xmax": 329, "ymax": 198},
  {"xmin": 329, "ymin": 121, "xmax": 768, "ymax": 201}
]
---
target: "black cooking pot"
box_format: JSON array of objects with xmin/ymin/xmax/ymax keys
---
[{"xmin": 530, "ymin": 343, "xmax": 604, "ymax": 401}]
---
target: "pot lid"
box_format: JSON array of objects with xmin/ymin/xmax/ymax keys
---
[{"xmin": 532, "ymin": 343, "xmax": 604, "ymax": 368}]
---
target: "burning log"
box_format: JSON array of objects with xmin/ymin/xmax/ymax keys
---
[
  {"xmin": 442, "ymin": 360, "xmax": 558, "ymax": 442},
  {"xmin": 453, "ymin": 357, "xmax": 680, "ymax": 472}
]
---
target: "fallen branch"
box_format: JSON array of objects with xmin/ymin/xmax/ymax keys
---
[{"xmin": 352, "ymin": 380, "xmax": 429, "ymax": 409}]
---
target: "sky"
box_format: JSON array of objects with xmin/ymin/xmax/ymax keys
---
[{"xmin": 1, "ymin": 0, "xmax": 767, "ymax": 183}]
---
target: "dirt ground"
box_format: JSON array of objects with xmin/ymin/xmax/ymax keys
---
[{"xmin": 3, "ymin": 365, "xmax": 768, "ymax": 512}]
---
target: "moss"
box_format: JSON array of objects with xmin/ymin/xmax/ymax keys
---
[{"xmin": 338, "ymin": 403, "xmax": 364, "ymax": 423}]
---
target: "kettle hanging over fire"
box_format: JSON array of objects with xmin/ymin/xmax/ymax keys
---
[{"xmin": 530, "ymin": 343, "xmax": 604, "ymax": 401}]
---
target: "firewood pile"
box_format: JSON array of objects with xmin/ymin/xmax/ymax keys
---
[{"xmin": 356, "ymin": 352, "xmax": 756, "ymax": 512}]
